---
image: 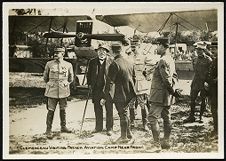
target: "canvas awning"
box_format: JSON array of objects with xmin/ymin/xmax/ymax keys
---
[
  {"xmin": 96, "ymin": 9, "xmax": 217, "ymax": 33},
  {"xmin": 9, "ymin": 15, "xmax": 92, "ymax": 33}
]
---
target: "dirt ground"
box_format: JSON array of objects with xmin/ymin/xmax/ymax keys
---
[{"xmin": 7, "ymin": 80, "xmax": 219, "ymax": 158}]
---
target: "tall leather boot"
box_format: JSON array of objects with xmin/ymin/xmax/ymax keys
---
[
  {"xmin": 129, "ymin": 108, "xmax": 135, "ymax": 128},
  {"xmin": 212, "ymin": 109, "xmax": 218, "ymax": 135},
  {"xmin": 116, "ymin": 119, "xmax": 130, "ymax": 143},
  {"xmin": 127, "ymin": 117, "xmax": 133, "ymax": 139},
  {"xmin": 199, "ymin": 99, "xmax": 207, "ymax": 123},
  {"xmin": 46, "ymin": 110, "xmax": 54, "ymax": 138},
  {"xmin": 162, "ymin": 121, "xmax": 171, "ymax": 149},
  {"xmin": 183, "ymin": 102, "xmax": 196, "ymax": 123},
  {"xmin": 127, "ymin": 127, "xmax": 135, "ymax": 143},
  {"xmin": 60, "ymin": 110, "xmax": 72, "ymax": 133},
  {"xmin": 141, "ymin": 108, "xmax": 149, "ymax": 131},
  {"xmin": 120, "ymin": 119, "xmax": 128, "ymax": 139},
  {"xmin": 149, "ymin": 123, "xmax": 161, "ymax": 152},
  {"xmin": 150, "ymin": 123, "xmax": 160, "ymax": 143}
]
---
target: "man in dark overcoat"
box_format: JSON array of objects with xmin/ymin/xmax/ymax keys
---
[{"xmin": 87, "ymin": 44, "xmax": 114, "ymax": 136}]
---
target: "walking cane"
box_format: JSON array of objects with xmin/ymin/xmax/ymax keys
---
[{"xmin": 79, "ymin": 87, "xmax": 91, "ymax": 137}]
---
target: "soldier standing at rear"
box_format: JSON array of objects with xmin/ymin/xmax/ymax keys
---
[
  {"xmin": 43, "ymin": 47, "xmax": 74, "ymax": 138},
  {"xmin": 126, "ymin": 38, "xmax": 150, "ymax": 131},
  {"xmin": 183, "ymin": 42, "xmax": 212, "ymax": 123},
  {"xmin": 206, "ymin": 45, "xmax": 218, "ymax": 136}
]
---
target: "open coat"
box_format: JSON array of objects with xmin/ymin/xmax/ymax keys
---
[{"xmin": 87, "ymin": 56, "xmax": 113, "ymax": 102}]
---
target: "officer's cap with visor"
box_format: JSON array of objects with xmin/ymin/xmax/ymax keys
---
[
  {"xmin": 54, "ymin": 47, "xmax": 65, "ymax": 54},
  {"xmin": 111, "ymin": 41, "xmax": 123, "ymax": 53},
  {"xmin": 111, "ymin": 41, "xmax": 122, "ymax": 48},
  {"xmin": 130, "ymin": 35, "xmax": 140, "ymax": 47},
  {"xmin": 156, "ymin": 37, "xmax": 169, "ymax": 48},
  {"xmin": 95, "ymin": 44, "xmax": 109, "ymax": 52},
  {"xmin": 194, "ymin": 41, "xmax": 208, "ymax": 50}
]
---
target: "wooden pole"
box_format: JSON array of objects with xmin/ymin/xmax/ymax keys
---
[
  {"xmin": 45, "ymin": 17, "xmax": 53, "ymax": 57},
  {"xmin": 61, "ymin": 17, "xmax": 68, "ymax": 46},
  {"xmin": 174, "ymin": 22, "xmax": 179, "ymax": 56}
]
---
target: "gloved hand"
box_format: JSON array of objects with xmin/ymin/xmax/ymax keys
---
[
  {"xmin": 64, "ymin": 81, "xmax": 70, "ymax": 87},
  {"xmin": 173, "ymin": 89, "xmax": 183, "ymax": 98},
  {"xmin": 100, "ymin": 99, "xmax": 106, "ymax": 106},
  {"xmin": 204, "ymin": 82, "xmax": 209, "ymax": 91}
]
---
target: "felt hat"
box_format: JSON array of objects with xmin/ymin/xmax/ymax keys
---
[{"xmin": 95, "ymin": 44, "xmax": 110, "ymax": 52}]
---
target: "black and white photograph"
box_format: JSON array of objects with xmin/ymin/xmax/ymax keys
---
[{"xmin": 3, "ymin": 2, "xmax": 224, "ymax": 159}]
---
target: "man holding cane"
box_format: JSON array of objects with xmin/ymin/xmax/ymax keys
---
[{"xmin": 87, "ymin": 44, "xmax": 114, "ymax": 136}]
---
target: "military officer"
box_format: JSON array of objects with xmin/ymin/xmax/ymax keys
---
[
  {"xmin": 183, "ymin": 42, "xmax": 212, "ymax": 123},
  {"xmin": 126, "ymin": 38, "xmax": 150, "ymax": 131},
  {"xmin": 107, "ymin": 41, "xmax": 136, "ymax": 143},
  {"xmin": 147, "ymin": 37, "xmax": 181, "ymax": 151},
  {"xmin": 206, "ymin": 44, "xmax": 218, "ymax": 136},
  {"xmin": 43, "ymin": 46, "xmax": 74, "ymax": 138}
]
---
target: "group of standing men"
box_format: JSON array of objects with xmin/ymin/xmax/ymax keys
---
[
  {"xmin": 87, "ymin": 41, "xmax": 136, "ymax": 142},
  {"xmin": 86, "ymin": 37, "xmax": 183, "ymax": 149},
  {"xmin": 42, "ymin": 37, "xmax": 218, "ymax": 150}
]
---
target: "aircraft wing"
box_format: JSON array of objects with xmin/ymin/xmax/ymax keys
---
[
  {"xmin": 9, "ymin": 15, "xmax": 92, "ymax": 33},
  {"xmin": 96, "ymin": 9, "xmax": 217, "ymax": 33}
]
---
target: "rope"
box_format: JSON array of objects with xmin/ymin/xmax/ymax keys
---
[
  {"xmin": 157, "ymin": 13, "xmax": 173, "ymax": 33},
  {"xmin": 27, "ymin": 17, "xmax": 51, "ymax": 34},
  {"xmin": 178, "ymin": 23, "xmax": 190, "ymax": 31},
  {"xmin": 173, "ymin": 13, "xmax": 202, "ymax": 31}
]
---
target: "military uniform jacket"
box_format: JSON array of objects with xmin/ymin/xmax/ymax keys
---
[
  {"xmin": 87, "ymin": 56, "xmax": 113, "ymax": 102},
  {"xmin": 43, "ymin": 59, "xmax": 74, "ymax": 98},
  {"xmin": 149, "ymin": 54, "xmax": 178, "ymax": 106},
  {"xmin": 132, "ymin": 53, "xmax": 150, "ymax": 95},
  {"xmin": 107, "ymin": 55, "xmax": 136, "ymax": 104},
  {"xmin": 191, "ymin": 54, "xmax": 212, "ymax": 90},
  {"xmin": 206, "ymin": 57, "xmax": 217, "ymax": 97}
]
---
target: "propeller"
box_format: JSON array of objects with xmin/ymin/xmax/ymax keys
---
[
  {"xmin": 43, "ymin": 31, "xmax": 76, "ymax": 38},
  {"xmin": 43, "ymin": 31, "xmax": 127, "ymax": 42}
]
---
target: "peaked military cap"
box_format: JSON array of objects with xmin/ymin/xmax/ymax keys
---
[
  {"xmin": 156, "ymin": 37, "xmax": 169, "ymax": 47},
  {"xmin": 111, "ymin": 41, "xmax": 122, "ymax": 47},
  {"xmin": 194, "ymin": 41, "xmax": 208, "ymax": 49},
  {"xmin": 54, "ymin": 47, "xmax": 65, "ymax": 52}
]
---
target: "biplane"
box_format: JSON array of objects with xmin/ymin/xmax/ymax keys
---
[
  {"xmin": 9, "ymin": 14, "xmax": 128, "ymax": 90},
  {"xmin": 9, "ymin": 8, "xmax": 218, "ymax": 91},
  {"xmin": 96, "ymin": 9, "xmax": 218, "ymax": 72}
]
